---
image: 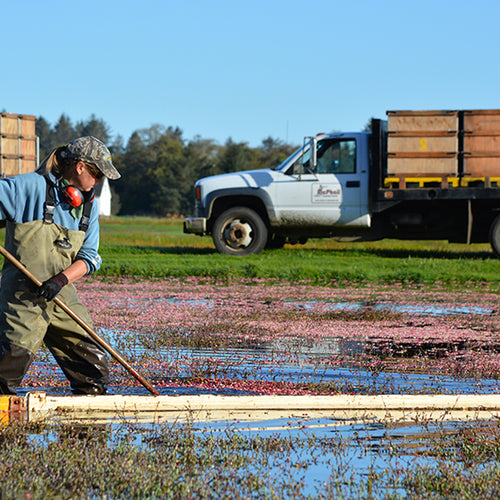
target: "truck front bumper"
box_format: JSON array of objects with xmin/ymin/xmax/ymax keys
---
[{"xmin": 183, "ymin": 217, "xmax": 207, "ymax": 235}]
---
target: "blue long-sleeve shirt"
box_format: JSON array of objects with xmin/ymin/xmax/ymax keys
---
[{"xmin": 0, "ymin": 171, "xmax": 102, "ymax": 274}]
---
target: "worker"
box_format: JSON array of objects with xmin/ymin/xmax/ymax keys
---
[{"xmin": 0, "ymin": 136, "xmax": 121, "ymax": 395}]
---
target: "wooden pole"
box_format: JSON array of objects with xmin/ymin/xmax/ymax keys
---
[
  {"xmin": 0, "ymin": 245, "xmax": 159, "ymax": 396},
  {"xmin": 23, "ymin": 393, "xmax": 500, "ymax": 425}
]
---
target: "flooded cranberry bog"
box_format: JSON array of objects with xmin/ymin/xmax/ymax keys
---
[{"xmin": 3, "ymin": 275, "xmax": 499, "ymax": 498}]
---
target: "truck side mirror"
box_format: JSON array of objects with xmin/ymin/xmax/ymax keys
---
[{"xmin": 309, "ymin": 137, "xmax": 317, "ymax": 170}]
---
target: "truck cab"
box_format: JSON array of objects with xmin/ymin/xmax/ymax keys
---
[
  {"xmin": 270, "ymin": 132, "xmax": 371, "ymax": 229},
  {"xmin": 184, "ymin": 132, "xmax": 374, "ymax": 255}
]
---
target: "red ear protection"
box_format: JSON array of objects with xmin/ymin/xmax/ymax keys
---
[{"xmin": 63, "ymin": 185, "xmax": 84, "ymax": 207}]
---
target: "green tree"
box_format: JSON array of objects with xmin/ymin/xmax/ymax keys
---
[
  {"xmin": 75, "ymin": 114, "xmax": 111, "ymax": 143},
  {"xmin": 52, "ymin": 114, "xmax": 75, "ymax": 146},
  {"xmin": 253, "ymin": 136, "xmax": 297, "ymax": 170},
  {"xmin": 109, "ymin": 134, "xmax": 125, "ymax": 155},
  {"xmin": 185, "ymin": 137, "xmax": 219, "ymax": 180},
  {"xmin": 113, "ymin": 130, "xmax": 157, "ymax": 215},
  {"xmin": 35, "ymin": 116, "xmax": 54, "ymax": 160},
  {"xmin": 148, "ymin": 132, "xmax": 186, "ymax": 215},
  {"xmin": 215, "ymin": 138, "xmax": 252, "ymax": 174},
  {"xmin": 135, "ymin": 124, "xmax": 183, "ymax": 147}
]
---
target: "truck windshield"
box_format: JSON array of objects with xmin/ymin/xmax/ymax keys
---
[
  {"xmin": 272, "ymin": 144, "xmax": 309, "ymax": 171},
  {"xmin": 275, "ymin": 137, "xmax": 356, "ymax": 175}
]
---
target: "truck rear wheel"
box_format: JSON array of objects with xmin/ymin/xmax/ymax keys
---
[
  {"xmin": 212, "ymin": 207, "xmax": 268, "ymax": 255},
  {"xmin": 489, "ymin": 214, "xmax": 500, "ymax": 257}
]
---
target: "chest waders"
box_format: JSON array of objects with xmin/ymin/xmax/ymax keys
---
[{"xmin": 0, "ymin": 177, "xmax": 109, "ymax": 395}]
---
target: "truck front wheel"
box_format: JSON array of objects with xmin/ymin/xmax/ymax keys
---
[
  {"xmin": 212, "ymin": 207, "xmax": 268, "ymax": 255},
  {"xmin": 489, "ymin": 214, "xmax": 500, "ymax": 257}
]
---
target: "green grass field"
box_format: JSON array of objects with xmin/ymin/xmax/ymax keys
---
[
  {"xmin": 97, "ymin": 217, "xmax": 499, "ymax": 285},
  {"xmin": 1, "ymin": 216, "xmax": 499, "ymax": 285}
]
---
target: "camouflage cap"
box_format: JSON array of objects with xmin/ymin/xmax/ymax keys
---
[{"xmin": 67, "ymin": 136, "xmax": 121, "ymax": 180}]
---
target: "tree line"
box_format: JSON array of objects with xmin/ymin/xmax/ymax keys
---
[{"xmin": 36, "ymin": 114, "xmax": 298, "ymax": 216}]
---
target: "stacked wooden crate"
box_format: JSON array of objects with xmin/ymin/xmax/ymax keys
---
[
  {"xmin": 0, "ymin": 113, "xmax": 38, "ymax": 177},
  {"xmin": 386, "ymin": 109, "xmax": 500, "ymax": 188},
  {"xmin": 462, "ymin": 110, "xmax": 500, "ymax": 179}
]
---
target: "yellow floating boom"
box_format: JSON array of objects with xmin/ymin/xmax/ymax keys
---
[{"xmin": 2, "ymin": 393, "xmax": 500, "ymax": 426}]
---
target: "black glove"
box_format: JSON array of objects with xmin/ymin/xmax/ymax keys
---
[{"xmin": 37, "ymin": 272, "xmax": 69, "ymax": 301}]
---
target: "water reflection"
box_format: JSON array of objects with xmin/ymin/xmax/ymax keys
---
[
  {"xmin": 94, "ymin": 327, "xmax": 500, "ymax": 396},
  {"xmin": 285, "ymin": 300, "xmax": 494, "ymax": 316},
  {"xmin": 110, "ymin": 297, "xmax": 494, "ymax": 317}
]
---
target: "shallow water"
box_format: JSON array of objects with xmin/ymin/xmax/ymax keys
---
[
  {"xmin": 23, "ymin": 279, "xmax": 500, "ymax": 397},
  {"xmin": 15, "ymin": 279, "xmax": 499, "ymax": 498},
  {"xmin": 23, "ymin": 324, "xmax": 500, "ymax": 397},
  {"xmin": 285, "ymin": 299, "xmax": 495, "ymax": 316}
]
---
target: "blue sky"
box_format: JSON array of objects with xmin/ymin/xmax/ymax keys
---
[{"xmin": 3, "ymin": 0, "xmax": 500, "ymax": 147}]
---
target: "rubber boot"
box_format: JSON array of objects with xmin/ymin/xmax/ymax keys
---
[
  {"xmin": 48, "ymin": 338, "xmax": 110, "ymax": 395},
  {"xmin": 0, "ymin": 343, "xmax": 33, "ymax": 395}
]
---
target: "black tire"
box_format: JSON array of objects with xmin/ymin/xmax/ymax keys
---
[
  {"xmin": 489, "ymin": 214, "xmax": 500, "ymax": 258},
  {"xmin": 212, "ymin": 207, "xmax": 268, "ymax": 255}
]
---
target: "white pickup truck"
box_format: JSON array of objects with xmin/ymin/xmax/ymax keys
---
[{"xmin": 184, "ymin": 111, "xmax": 500, "ymax": 257}]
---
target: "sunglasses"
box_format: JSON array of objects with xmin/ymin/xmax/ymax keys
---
[{"xmin": 85, "ymin": 163, "xmax": 104, "ymax": 179}]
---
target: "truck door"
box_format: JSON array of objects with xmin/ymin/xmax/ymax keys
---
[{"xmin": 272, "ymin": 136, "xmax": 369, "ymax": 227}]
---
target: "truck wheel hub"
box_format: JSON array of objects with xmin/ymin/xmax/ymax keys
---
[{"xmin": 225, "ymin": 220, "xmax": 252, "ymax": 248}]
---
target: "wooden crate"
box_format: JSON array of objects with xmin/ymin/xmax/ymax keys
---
[
  {"xmin": 387, "ymin": 157, "xmax": 457, "ymax": 176},
  {"xmin": 387, "ymin": 110, "xmax": 459, "ymax": 176},
  {"xmin": 463, "ymin": 109, "xmax": 500, "ymax": 132},
  {"xmin": 462, "ymin": 109, "xmax": 500, "ymax": 177},
  {"xmin": 462, "ymin": 156, "xmax": 500, "ymax": 177},
  {"xmin": 388, "ymin": 135, "xmax": 457, "ymax": 154},
  {"xmin": 388, "ymin": 110, "xmax": 458, "ymax": 133},
  {"xmin": 0, "ymin": 113, "xmax": 36, "ymax": 137},
  {"xmin": 0, "ymin": 113, "xmax": 38, "ymax": 176}
]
